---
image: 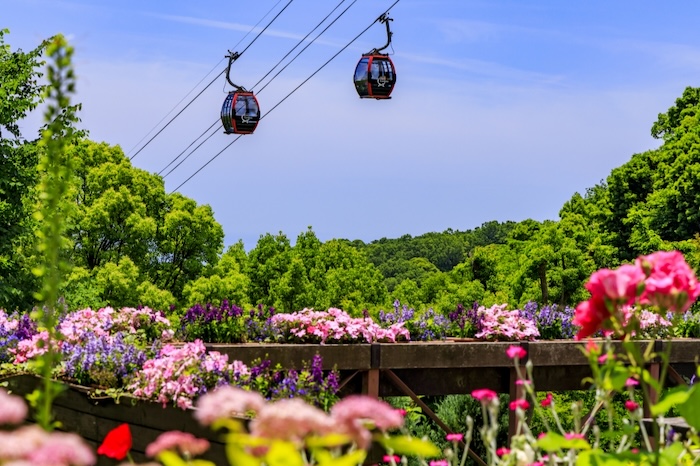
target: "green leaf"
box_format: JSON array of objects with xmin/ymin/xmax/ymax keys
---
[
  {"xmin": 305, "ymin": 433, "xmax": 353, "ymax": 448},
  {"xmin": 265, "ymin": 441, "xmax": 304, "ymax": 466},
  {"xmin": 575, "ymin": 449, "xmax": 627, "ymax": 466},
  {"xmin": 157, "ymin": 450, "xmax": 188, "ymax": 466},
  {"xmin": 377, "ymin": 435, "xmax": 441, "ymax": 458},
  {"xmin": 314, "ymin": 449, "xmax": 367, "ymax": 466},
  {"xmin": 226, "ymin": 444, "xmax": 262, "ymax": 466},
  {"xmin": 536, "ymin": 432, "xmax": 591, "ymax": 452},
  {"xmin": 659, "ymin": 442, "xmax": 684, "ymax": 466},
  {"xmin": 651, "ymin": 386, "xmax": 690, "ymax": 416},
  {"xmin": 677, "ymin": 385, "xmax": 700, "ymax": 431}
]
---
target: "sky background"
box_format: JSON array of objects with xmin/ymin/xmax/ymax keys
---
[{"xmin": 4, "ymin": 0, "xmax": 700, "ymax": 250}]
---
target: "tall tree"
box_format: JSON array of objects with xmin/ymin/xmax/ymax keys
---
[{"xmin": 0, "ymin": 30, "xmax": 50, "ymax": 309}]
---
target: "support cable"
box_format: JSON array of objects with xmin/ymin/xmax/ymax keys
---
[
  {"xmin": 129, "ymin": 0, "xmax": 294, "ymax": 161},
  {"xmin": 169, "ymin": 0, "xmax": 400, "ymax": 193},
  {"xmin": 160, "ymin": 0, "xmax": 353, "ymax": 178}
]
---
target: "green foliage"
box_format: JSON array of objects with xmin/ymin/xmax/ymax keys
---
[
  {"xmin": 0, "ymin": 30, "xmax": 49, "ymax": 310},
  {"xmin": 32, "ymin": 33, "xmax": 80, "ymax": 431}
]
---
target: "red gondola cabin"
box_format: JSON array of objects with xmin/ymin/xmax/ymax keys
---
[
  {"xmin": 221, "ymin": 91, "xmax": 260, "ymax": 135},
  {"xmin": 354, "ymin": 54, "xmax": 396, "ymax": 99}
]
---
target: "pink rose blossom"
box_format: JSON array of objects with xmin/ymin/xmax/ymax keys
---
[
  {"xmin": 445, "ymin": 433, "xmax": 463, "ymax": 442},
  {"xmin": 638, "ymin": 251, "xmax": 700, "ymax": 313},
  {"xmin": 145, "ymin": 431, "xmax": 209, "ymax": 458}
]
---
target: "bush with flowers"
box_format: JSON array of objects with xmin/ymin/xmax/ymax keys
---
[
  {"xmin": 82, "ymin": 249, "xmax": 700, "ymax": 466},
  {"xmin": 378, "ymin": 301, "xmax": 451, "ymax": 341},
  {"xmin": 179, "ymin": 301, "xmax": 278, "ymax": 343},
  {"xmin": 271, "ymin": 307, "xmax": 410, "ymax": 344}
]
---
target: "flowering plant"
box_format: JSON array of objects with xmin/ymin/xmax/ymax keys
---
[
  {"xmin": 434, "ymin": 250, "xmax": 700, "ymax": 466},
  {"xmin": 272, "ymin": 307, "xmax": 410, "ymax": 344},
  {"xmin": 179, "ymin": 301, "xmax": 278, "ymax": 343},
  {"xmin": 379, "ymin": 301, "xmax": 450, "ymax": 341},
  {"xmin": 474, "ymin": 304, "xmax": 540, "ymax": 341}
]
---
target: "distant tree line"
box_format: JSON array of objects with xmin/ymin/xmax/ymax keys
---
[{"xmin": 2, "ymin": 30, "xmax": 700, "ymax": 316}]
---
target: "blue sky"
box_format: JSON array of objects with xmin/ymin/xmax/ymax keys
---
[{"xmin": 5, "ymin": 0, "xmax": 700, "ymax": 250}]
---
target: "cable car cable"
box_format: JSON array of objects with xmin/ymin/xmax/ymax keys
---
[
  {"xmin": 255, "ymin": 0, "xmax": 358, "ymax": 94},
  {"xmin": 127, "ymin": 0, "xmax": 284, "ymax": 158},
  {"xmin": 160, "ymin": 0, "xmax": 356, "ymax": 177},
  {"xmin": 169, "ymin": 0, "xmax": 401, "ymax": 194},
  {"xmin": 251, "ymin": 0, "xmax": 351, "ymax": 91},
  {"xmin": 158, "ymin": 119, "xmax": 220, "ymax": 177},
  {"xmin": 129, "ymin": 0, "xmax": 295, "ymax": 161}
]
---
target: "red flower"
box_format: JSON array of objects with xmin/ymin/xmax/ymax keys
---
[
  {"xmin": 97, "ymin": 423, "xmax": 132, "ymax": 460},
  {"xmin": 540, "ymin": 392, "xmax": 553, "ymax": 408},
  {"xmin": 625, "ymin": 400, "xmax": 640, "ymax": 412},
  {"xmin": 470, "ymin": 388, "xmax": 498, "ymax": 403},
  {"xmin": 509, "ymin": 399, "xmax": 530, "ymax": 411},
  {"xmin": 506, "ymin": 345, "xmax": 527, "ymax": 360}
]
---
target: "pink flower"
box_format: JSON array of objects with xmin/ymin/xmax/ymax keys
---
[
  {"xmin": 396, "ymin": 408, "xmax": 407, "ymax": 417},
  {"xmin": 445, "ymin": 433, "xmax": 463, "ymax": 442},
  {"xmin": 430, "ymin": 461, "xmax": 449, "ymax": 466},
  {"xmin": 470, "ymin": 389, "xmax": 498, "ymax": 403},
  {"xmin": 573, "ymin": 295, "xmax": 611, "ymax": 340},
  {"xmin": 496, "ymin": 447, "xmax": 510, "ymax": 456},
  {"xmin": 509, "ymin": 399, "xmax": 529, "ymax": 411},
  {"xmin": 540, "ymin": 393, "xmax": 553, "ymax": 408},
  {"xmin": 194, "ymin": 385, "xmax": 265, "ymax": 426},
  {"xmin": 0, "ymin": 389, "xmax": 27, "ymax": 425},
  {"xmin": 506, "ymin": 345, "xmax": 527, "ymax": 359},
  {"xmin": 383, "ymin": 455, "xmax": 400, "ymax": 463},
  {"xmin": 27, "ymin": 431, "xmax": 95, "ymax": 466},
  {"xmin": 252, "ymin": 398, "xmax": 335, "ymax": 444},
  {"xmin": 638, "ymin": 250, "xmax": 700, "ymax": 313},
  {"xmin": 331, "ymin": 395, "xmax": 404, "ymax": 432},
  {"xmin": 625, "ymin": 400, "xmax": 640, "ymax": 412},
  {"xmin": 587, "ymin": 265, "xmax": 644, "ymax": 305},
  {"xmin": 146, "ymin": 431, "xmax": 209, "ymax": 458},
  {"xmin": 564, "ymin": 433, "xmax": 584, "ymax": 440},
  {"xmin": 515, "ymin": 379, "xmax": 532, "ymax": 386},
  {"xmin": 625, "ymin": 378, "xmax": 639, "ymax": 387}
]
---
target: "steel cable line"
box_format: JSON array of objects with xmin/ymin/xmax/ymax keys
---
[
  {"xmin": 127, "ymin": 0, "xmax": 284, "ymax": 158},
  {"xmin": 158, "ymin": 120, "xmax": 219, "ymax": 177},
  {"xmin": 129, "ymin": 0, "xmax": 295, "ymax": 162},
  {"xmin": 251, "ymin": 0, "xmax": 350, "ymax": 91},
  {"xmin": 169, "ymin": 0, "xmax": 401, "ymax": 194},
  {"xmin": 255, "ymin": 0, "xmax": 357, "ymax": 94},
  {"xmin": 159, "ymin": 0, "xmax": 354, "ymax": 179}
]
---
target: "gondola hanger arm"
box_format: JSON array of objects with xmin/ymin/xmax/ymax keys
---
[
  {"xmin": 367, "ymin": 14, "xmax": 393, "ymax": 55},
  {"xmin": 225, "ymin": 50, "xmax": 247, "ymax": 91}
]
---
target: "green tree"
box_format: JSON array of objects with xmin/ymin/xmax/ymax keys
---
[
  {"xmin": 181, "ymin": 241, "xmax": 250, "ymax": 308},
  {"xmin": 0, "ymin": 30, "xmax": 50, "ymax": 309},
  {"xmin": 153, "ymin": 193, "xmax": 224, "ymax": 298},
  {"xmin": 246, "ymin": 232, "xmax": 292, "ymax": 306}
]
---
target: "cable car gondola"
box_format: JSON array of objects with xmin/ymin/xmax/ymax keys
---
[
  {"xmin": 354, "ymin": 14, "xmax": 396, "ymax": 99},
  {"xmin": 221, "ymin": 51, "xmax": 260, "ymax": 135}
]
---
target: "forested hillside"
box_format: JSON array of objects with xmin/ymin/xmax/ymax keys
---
[{"xmin": 2, "ymin": 30, "xmax": 700, "ymax": 316}]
